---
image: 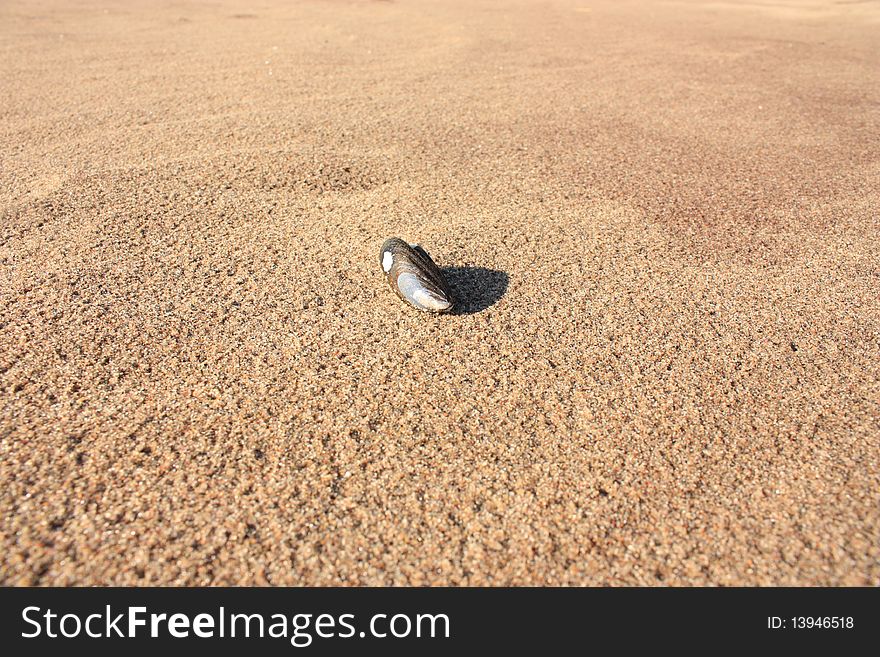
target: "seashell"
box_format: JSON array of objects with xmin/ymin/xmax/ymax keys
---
[{"xmin": 380, "ymin": 238, "xmax": 454, "ymax": 313}]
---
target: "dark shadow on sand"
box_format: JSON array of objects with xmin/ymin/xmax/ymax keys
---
[{"xmin": 442, "ymin": 266, "xmax": 509, "ymax": 315}]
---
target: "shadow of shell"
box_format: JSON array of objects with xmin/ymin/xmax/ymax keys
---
[{"xmin": 442, "ymin": 267, "xmax": 509, "ymax": 315}]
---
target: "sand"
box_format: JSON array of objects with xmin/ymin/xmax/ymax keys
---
[{"xmin": 1, "ymin": 0, "xmax": 878, "ymax": 586}]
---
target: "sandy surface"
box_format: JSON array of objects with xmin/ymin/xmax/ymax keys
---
[{"xmin": 1, "ymin": 0, "xmax": 878, "ymax": 586}]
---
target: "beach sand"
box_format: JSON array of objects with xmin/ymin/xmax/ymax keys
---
[{"xmin": 1, "ymin": 0, "xmax": 878, "ymax": 585}]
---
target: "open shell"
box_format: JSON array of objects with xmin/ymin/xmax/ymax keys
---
[{"xmin": 380, "ymin": 238, "xmax": 454, "ymax": 313}]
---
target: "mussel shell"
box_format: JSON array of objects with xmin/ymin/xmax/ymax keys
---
[{"xmin": 380, "ymin": 238, "xmax": 454, "ymax": 313}]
